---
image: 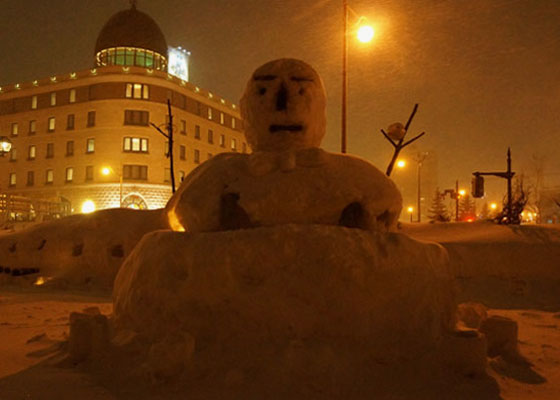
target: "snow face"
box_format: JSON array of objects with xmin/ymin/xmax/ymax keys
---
[{"xmin": 240, "ymin": 58, "xmax": 326, "ymax": 152}]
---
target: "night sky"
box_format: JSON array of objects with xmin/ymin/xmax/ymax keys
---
[{"xmin": 2, "ymin": 0, "xmax": 560, "ymax": 203}]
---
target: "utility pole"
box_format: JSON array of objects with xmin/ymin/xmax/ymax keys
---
[{"xmin": 472, "ymin": 147, "xmax": 515, "ymax": 224}]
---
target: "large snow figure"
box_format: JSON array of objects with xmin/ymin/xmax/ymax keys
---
[
  {"xmin": 166, "ymin": 58, "xmax": 402, "ymax": 233},
  {"xmin": 112, "ymin": 59, "xmax": 481, "ymax": 396}
]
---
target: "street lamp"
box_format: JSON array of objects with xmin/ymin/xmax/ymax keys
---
[
  {"xmin": 341, "ymin": 0, "xmax": 374, "ymax": 153},
  {"xmin": 0, "ymin": 136, "xmax": 12, "ymax": 156},
  {"xmin": 101, "ymin": 166, "xmax": 123, "ymax": 208},
  {"xmin": 407, "ymin": 206, "xmax": 414, "ymax": 223}
]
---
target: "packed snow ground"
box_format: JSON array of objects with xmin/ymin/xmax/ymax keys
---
[{"xmin": 0, "ymin": 221, "xmax": 559, "ymax": 399}]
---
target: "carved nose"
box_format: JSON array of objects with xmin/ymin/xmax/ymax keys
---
[{"xmin": 275, "ymin": 83, "xmax": 288, "ymax": 111}]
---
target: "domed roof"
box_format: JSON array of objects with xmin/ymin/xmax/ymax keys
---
[{"xmin": 95, "ymin": 5, "xmax": 168, "ymax": 57}]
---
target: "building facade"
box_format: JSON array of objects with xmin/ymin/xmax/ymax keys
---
[{"xmin": 0, "ymin": 5, "xmax": 245, "ymax": 216}]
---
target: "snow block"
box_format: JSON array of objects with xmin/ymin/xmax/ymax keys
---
[{"xmin": 113, "ymin": 225, "xmax": 460, "ymax": 387}]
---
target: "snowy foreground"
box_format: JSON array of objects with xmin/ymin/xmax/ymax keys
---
[{"xmin": 0, "ymin": 221, "xmax": 559, "ymax": 399}]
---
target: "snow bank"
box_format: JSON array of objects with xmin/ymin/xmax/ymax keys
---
[
  {"xmin": 404, "ymin": 222, "xmax": 560, "ymax": 309},
  {"xmin": 0, "ymin": 208, "xmax": 168, "ymax": 290}
]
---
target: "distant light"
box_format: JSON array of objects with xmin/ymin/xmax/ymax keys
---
[
  {"xmin": 122, "ymin": 66, "xmax": 130, "ymax": 73},
  {"xmin": 32, "ymin": 80, "xmax": 39, "ymax": 86},
  {"xmin": 14, "ymin": 83, "xmax": 20, "ymax": 90},
  {"xmin": 81, "ymin": 200, "xmax": 96, "ymax": 214},
  {"xmin": 396, "ymin": 160, "xmax": 406, "ymax": 168},
  {"xmin": 34, "ymin": 277, "xmax": 45, "ymax": 286},
  {"xmin": 208, "ymin": 92, "xmax": 213, "ymax": 98},
  {"xmin": 490, "ymin": 203, "xmax": 497, "ymax": 210},
  {"xmin": 91, "ymin": 68, "xmax": 97, "ymax": 75},
  {"xmin": 50, "ymin": 76, "xmax": 57, "ymax": 83},
  {"xmin": 101, "ymin": 167, "xmax": 111, "ymax": 176},
  {"xmin": 70, "ymin": 72, "xmax": 77, "ymax": 79},
  {"xmin": 407, "ymin": 206, "xmax": 414, "ymax": 213},
  {"xmin": 467, "ymin": 218, "xmax": 474, "ymax": 223},
  {"xmin": 357, "ymin": 25, "xmax": 375, "ymax": 43},
  {"xmin": 459, "ymin": 189, "xmax": 466, "ymax": 196}
]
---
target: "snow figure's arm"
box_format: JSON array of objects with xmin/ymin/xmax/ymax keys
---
[{"xmin": 166, "ymin": 154, "xmax": 247, "ymax": 233}]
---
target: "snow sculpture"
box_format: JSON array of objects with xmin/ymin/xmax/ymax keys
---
[
  {"xmin": 166, "ymin": 58, "xmax": 402, "ymax": 234},
  {"xmin": 111, "ymin": 59, "xmax": 483, "ymax": 396}
]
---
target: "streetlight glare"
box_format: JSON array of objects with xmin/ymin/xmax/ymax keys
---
[
  {"xmin": 357, "ymin": 25, "xmax": 374, "ymax": 43},
  {"xmin": 101, "ymin": 167, "xmax": 111, "ymax": 176},
  {"xmin": 397, "ymin": 160, "xmax": 406, "ymax": 168},
  {"xmin": 459, "ymin": 189, "xmax": 466, "ymax": 196},
  {"xmin": 81, "ymin": 200, "xmax": 96, "ymax": 214},
  {"xmin": 407, "ymin": 206, "xmax": 414, "ymax": 213},
  {"xmin": 490, "ymin": 203, "xmax": 497, "ymax": 210}
]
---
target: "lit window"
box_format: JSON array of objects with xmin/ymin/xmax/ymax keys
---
[
  {"xmin": 194, "ymin": 125, "xmax": 200, "ymax": 139},
  {"xmin": 11, "ymin": 123, "xmax": 18, "ymax": 136},
  {"xmin": 65, "ymin": 167, "xmax": 74, "ymax": 182},
  {"xmin": 181, "ymin": 120, "xmax": 186, "ymax": 135},
  {"xmin": 46, "ymin": 169, "xmax": 54, "ymax": 184},
  {"xmin": 28, "ymin": 145, "xmax": 36, "ymax": 160},
  {"xmin": 29, "ymin": 120, "xmax": 36, "ymax": 134},
  {"xmin": 67, "ymin": 114, "xmax": 75, "ymax": 130},
  {"xmin": 9, "ymin": 173, "xmax": 16, "ymax": 186},
  {"xmin": 208, "ymin": 129, "xmax": 214, "ymax": 144},
  {"xmin": 180, "ymin": 145, "xmax": 186, "ymax": 160},
  {"xmin": 9, "ymin": 148, "xmax": 17, "ymax": 161},
  {"xmin": 123, "ymin": 137, "xmax": 148, "ymax": 153},
  {"xmin": 48, "ymin": 117, "xmax": 55, "ymax": 132},
  {"xmin": 66, "ymin": 141, "xmax": 74, "ymax": 156},
  {"xmin": 85, "ymin": 166, "xmax": 93, "ymax": 181},
  {"xmin": 232, "ymin": 117, "xmax": 236, "ymax": 129},
  {"xmin": 69, "ymin": 89, "xmax": 76, "ymax": 103},
  {"xmin": 46, "ymin": 143, "xmax": 54, "ymax": 158},
  {"xmin": 50, "ymin": 93, "xmax": 56, "ymax": 106},
  {"xmin": 219, "ymin": 134, "xmax": 225, "ymax": 148},
  {"xmin": 207, "ymin": 107, "xmax": 213, "ymax": 120},
  {"xmin": 31, "ymin": 96, "xmax": 37, "ymax": 109},
  {"xmin": 87, "ymin": 111, "xmax": 96, "ymax": 127},
  {"xmin": 178, "ymin": 170, "xmax": 185, "ymax": 182},
  {"xmin": 125, "ymin": 83, "xmax": 149, "ymax": 99},
  {"xmin": 194, "ymin": 149, "xmax": 200, "ymax": 164},
  {"xmin": 27, "ymin": 171, "xmax": 34, "ymax": 186},
  {"xmin": 86, "ymin": 138, "xmax": 95, "ymax": 153},
  {"xmin": 231, "ymin": 138, "xmax": 237, "ymax": 151},
  {"xmin": 220, "ymin": 112, "xmax": 224, "ymax": 125}
]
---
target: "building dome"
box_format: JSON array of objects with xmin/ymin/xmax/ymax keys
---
[{"xmin": 95, "ymin": 4, "xmax": 168, "ymax": 70}]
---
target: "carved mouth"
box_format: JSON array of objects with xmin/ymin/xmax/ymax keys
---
[{"xmin": 269, "ymin": 124, "xmax": 303, "ymax": 133}]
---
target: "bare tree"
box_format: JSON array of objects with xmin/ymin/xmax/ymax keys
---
[{"xmin": 495, "ymin": 175, "xmax": 529, "ymax": 225}]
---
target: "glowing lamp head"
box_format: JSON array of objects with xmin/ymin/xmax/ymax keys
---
[
  {"xmin": 357, "ymin": 25, "xmax": 374, "ymax": 43},
  {"xmin": 407, "ymin": 206, "xmax": 414, "ymax": 213},
  {"xmin": 490, "ymin": 203, "xmax": 497, "ymax": 210},
  {"xmin": 0, "ymin": 136, "xmax": 12, "ymax": 154},
  {"xmin": 101, "ymin": 167, "xmax": 111, "ymax": 176},
  {"xmin": 81, "ymin": 200, "xmax": 96, "ymax": 214},
  {"xmin": 396, "ymin": 160, "xmax": 406, "ymax": 168},
  {"xmin": 459, "ymin": 189, "xmax": 466, "ymax": 196}
]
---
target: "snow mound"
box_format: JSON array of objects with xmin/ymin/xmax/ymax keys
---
[
  {"xmin": 0, "ymin": 208, "xmax": 168, "ymax": 290},
  {"xmin": 112, "ymin": 224, "xmax": 464, "ymax": 395}
]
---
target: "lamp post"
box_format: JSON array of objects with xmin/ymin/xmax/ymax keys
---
[
  {"xmin": 101, "ymin": 166, "xmax": 123, "ymax": 208},
  {"xmin": 341, "ymin": 0, "xmax": 373, "ymax": 153},
  {"xmin": 407, "ymin": 206, "xmax": 414, "ymax": 223}
]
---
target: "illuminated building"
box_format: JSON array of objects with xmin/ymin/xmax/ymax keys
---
[{"xmin": 0, "ymin": 4, "xmax": 245, "ymax": 216}]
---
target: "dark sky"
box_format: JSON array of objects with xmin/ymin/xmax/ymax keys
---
[{"xmin": 2, "ymin": 0, "xmax": 560, "ymax": 202}]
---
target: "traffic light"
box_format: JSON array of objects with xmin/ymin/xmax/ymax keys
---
[{"xmin": 472, "ymin": 175, "xmax": 484, "ymax": 198}]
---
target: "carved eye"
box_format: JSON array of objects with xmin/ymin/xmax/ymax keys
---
[
  {"xmin": 299, "ymin": 88, "xmax": 305, "ymax": 95},
  {"xmin": 258, "ymin": 87, "xmax": 267, "ymax": 95}
]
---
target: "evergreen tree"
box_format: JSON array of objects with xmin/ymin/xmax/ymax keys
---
[
  {"xmin": 428, "ymin": 188, "xmax": 450, "ymax": 223},
  {"xmin": 458, "ymin": 194, "xmax": 476, "ymax": 221}
]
